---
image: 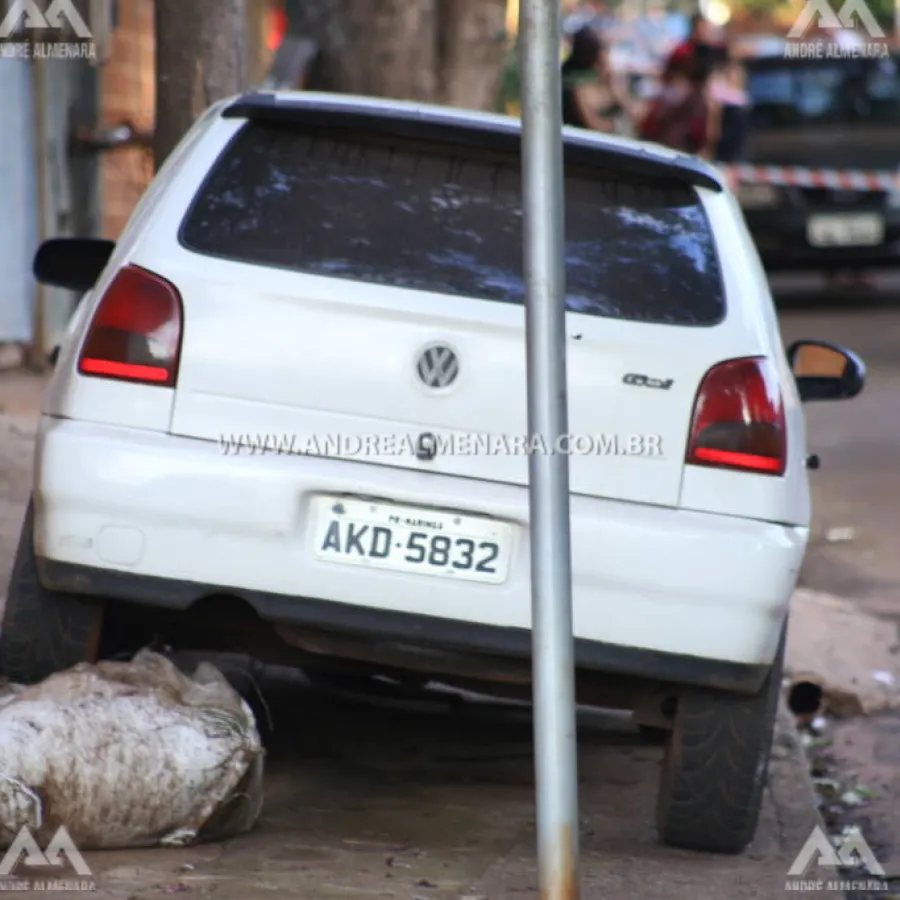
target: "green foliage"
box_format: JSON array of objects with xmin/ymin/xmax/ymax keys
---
[
  {"xmin": 734, "ymin": 0, "xmax": 896, "ymax": 26},
  {"xmin": 736, "ymin": 0, "xmax": 791, "ymax": 15},
  {"xmin": 866, "ymin": 0, "xmax": 897, "ymax": 26},
  {"xmin": 499, "ymin": 45, "xmax": 521, "ymax": 112}
]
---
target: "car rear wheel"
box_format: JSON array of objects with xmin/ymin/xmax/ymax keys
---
[
  {"xmin": 0, "ymin": 500, "xmax": 105, "ymax": 684},
  {"xmin": 656, "ymin": 626, "xmax": 786, "ymax": 854}
]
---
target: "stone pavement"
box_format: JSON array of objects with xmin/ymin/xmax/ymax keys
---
[{"xmin": 3, "ymin": 658, "xmax": 835, "ymax": 900}]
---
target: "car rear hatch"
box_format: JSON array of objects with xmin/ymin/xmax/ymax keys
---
[{"xmin": 157, "ymin": 112, "xmax": 737, "ymax": 509}]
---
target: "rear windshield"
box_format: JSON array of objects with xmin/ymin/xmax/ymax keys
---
[
  {"xmin": 179, "ymin": 122, "xmax": 725, "ymax": 326},
  {"xmin": 747, "ymin": 57, "xmax": 900, "ymax": 129}
]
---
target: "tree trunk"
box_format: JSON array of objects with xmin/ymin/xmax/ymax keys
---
[
  {"xmin": 436, "ymin": 0, "xmax": 508, "ymax": 110},
  {"xmin": 320, "ymin": 0, "xmax": 440, "ymax": 101},
  {"xmin": 286, "ymin": 0, "xmax": 509, "ymax": 111},
  {"xmin": 154, "ymin": 0, "xmax": 249, "ymax": 170},
  {"xmin": 246, "ymin": 0, "xmax": 272, "ymax": 86}
]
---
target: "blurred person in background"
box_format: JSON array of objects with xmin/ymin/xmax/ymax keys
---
[
  {"xmin": 564, "ymin": 0, "xmax": 613, "ymax": 36},
  {"xmin": 665, "ymin": 13, "xmax": 718, "ymax": 84},
  {"xmin": 637, "ymin": 56, "xmax": 709, "ymax": 153},
  {"xmin": 633, "ymin": 5, "xmax": 672, "ymax": 72},
  {"xmin": 704, "ymin": 49, "xmax": 750, "ymax": 162},
  {"xmin": 562, "ymin": 25, "xmax": 635, "ymax": 133}
]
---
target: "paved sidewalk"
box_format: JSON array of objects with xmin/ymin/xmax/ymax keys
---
[{"xmin": 9, "ymin": 677, "xmax": 835, "ymax": 900}]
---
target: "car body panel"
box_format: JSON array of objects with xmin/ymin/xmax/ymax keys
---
[
  {"xmin": 36, "ymin": 415, "xmax": 807, "ymax": 668},
  {"xmin": 35, "ymin": 92, "xmax": 816, "ymax": 682}
]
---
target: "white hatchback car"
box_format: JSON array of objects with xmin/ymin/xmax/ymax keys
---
[{"xmin": 3, "ymin": 92, "xmax": 864, "ymax": 855}]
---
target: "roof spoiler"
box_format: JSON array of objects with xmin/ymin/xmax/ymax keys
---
[{"xmin": 222, "ymin": 92, "xmax": 725, "ymax": 194}]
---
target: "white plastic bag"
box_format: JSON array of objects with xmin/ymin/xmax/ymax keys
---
[{"xmin": 0, "ymin": 649, "xmax": 264, "ymax": 850}]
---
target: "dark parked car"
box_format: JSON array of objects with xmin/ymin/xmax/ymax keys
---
[{"xmin": 737, "ymin": 53, "xmax": 900, "ymax": 272}]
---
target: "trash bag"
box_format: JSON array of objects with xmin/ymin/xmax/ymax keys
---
[{"xmin": 0, "ymin": 649, "xmax": 264, "ymax": 850}]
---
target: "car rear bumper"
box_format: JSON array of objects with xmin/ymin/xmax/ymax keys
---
[
  {"xmin": 35, "ymin": 417, "xmax": 808, "ymax": 682},
  {"xmin": 744, "ymin": 208, "xmax": 900, "ymax": 271},
  {"xmin": 41, "ymin": 557, "xmax": 773, "ymax": 694}
]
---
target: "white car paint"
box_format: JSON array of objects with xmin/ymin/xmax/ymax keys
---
[{"xmin": 37, "ymin": 92, "xmax": 812, "ymax": 670}]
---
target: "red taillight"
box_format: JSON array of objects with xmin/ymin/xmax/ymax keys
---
[
  {"xmin": 685, "ymin": 357, "xmax": 787, "ymax": 476},
  {"xmin": 78, "ymin": 265, "xmax": 183, "ymax": 387}
]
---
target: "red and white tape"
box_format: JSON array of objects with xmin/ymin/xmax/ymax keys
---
[{"xmin": 719, "ymin": 164, "xmax": 900, "ymax": 192}]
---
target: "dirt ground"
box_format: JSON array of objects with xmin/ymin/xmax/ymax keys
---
[{"xmin": 0, "ymin": 369, "xmax": 834, "ymax": 899}]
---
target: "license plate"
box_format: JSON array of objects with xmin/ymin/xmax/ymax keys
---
[
  {"xmin": 807, "ymin": 213, "xmax": 884, "ymax": 248},
  {"xmin": 310, "ymin": 497, "xmax": 514, "ymax": 584}
]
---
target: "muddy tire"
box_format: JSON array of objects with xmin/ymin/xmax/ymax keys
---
[
  {"xmin": 656, "ymin": 626, "xmax": 786, "ymax": 854},
  {"xmin": 0, "ymin": 500, "xmax": 104, "ymax": 684}
]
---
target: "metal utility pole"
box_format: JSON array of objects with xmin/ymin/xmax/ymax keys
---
[
  {"xmin": 518, "ymin": 1, "xmax": 580, "ymax": 898},
  {"xmin": 153, "ymin": 0, "xmax": 248, "ymax": 170}
]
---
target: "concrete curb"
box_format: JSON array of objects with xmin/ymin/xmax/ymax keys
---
[{"xmin": 769, "ymin": 696, "xmax": 844, "ymax": 898}]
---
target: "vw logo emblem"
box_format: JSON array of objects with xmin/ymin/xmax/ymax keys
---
[{"xmin": 416, "ymin": 344, "xmax": 459, "ymax": 389}]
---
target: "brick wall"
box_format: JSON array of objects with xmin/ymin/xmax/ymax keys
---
[
  {"xmin": 97, "ymin": 0, "xmax": 277, "ymax": 241},
  {"xmin": 98, "ymin": 0, "xmax": 155, "ymax": 240}
]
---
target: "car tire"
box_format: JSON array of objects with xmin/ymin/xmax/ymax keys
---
[
  {"xmin": 0, "ymin": 500, "xmax": 105, "ymax": 684},
  {"xmin": 656, "ymin": 625, "xmax": 786, "ymax": 855}
]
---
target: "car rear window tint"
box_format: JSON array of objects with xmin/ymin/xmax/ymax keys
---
[{"xmin": 180, "ymin": 122, "xmax": 725, "ymax": 326}]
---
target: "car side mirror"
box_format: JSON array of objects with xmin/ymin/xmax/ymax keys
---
[
  {"xmin": 33, "ymin": 238, "xmax": 115, "ymax": 292},
  {"xmin": 787, "ymin": 340, "xmax": 865, "ymax": 402}
]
